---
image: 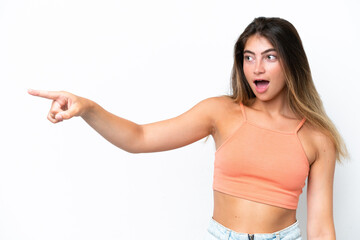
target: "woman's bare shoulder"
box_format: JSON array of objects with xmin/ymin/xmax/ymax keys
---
[
  {"xmin": 304, "ymin": 122, "xmax": 332, "ymax": 144},
  {"xmin": 199, "ymin": 95, "xmax": 239, "ymax": 116},
  {"xmin": 200, "ymin": 96, "xmax": 243, "ymax": 130},
  {"xmin": 201, "ymin": 95, "xmax": 236, "ymax": 108},
  {"xmin": 302, "ymin": 122, "xmax": 335, "ymax": 164}
]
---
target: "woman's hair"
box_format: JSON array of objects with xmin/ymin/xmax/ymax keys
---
[{"xmin": 229, "ymin": 17, "xmax": 349, "ymax": 163}]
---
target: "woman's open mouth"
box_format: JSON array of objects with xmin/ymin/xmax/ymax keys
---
[{"xmin": 254, "ymin": 80, "xmax": 270, "ymax": 93}]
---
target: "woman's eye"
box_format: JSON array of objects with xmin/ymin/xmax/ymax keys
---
[
  {"xmin": 267, "ymin": 55, "xmax": 277, "ymax": 60},
  {"xmin": 244, "ymin": 56, "xmax": 254, "ymax": 61}
]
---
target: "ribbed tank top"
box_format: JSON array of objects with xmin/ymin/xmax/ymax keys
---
[{"xmin": 213, "ymin": 102, "xmax": 310, "ymax": 210}]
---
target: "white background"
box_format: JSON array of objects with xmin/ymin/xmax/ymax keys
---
[{"xmin": 0, "ymin": 0, "xmax": 359, "ymax": 239}]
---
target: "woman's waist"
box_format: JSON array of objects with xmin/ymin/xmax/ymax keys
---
[{"xmin": 213, "ymin": 190, "xmax": 297, "ymax": 234}]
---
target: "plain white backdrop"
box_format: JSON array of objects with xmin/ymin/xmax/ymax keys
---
[{"xmin": 0, "ymin": 0, "xmax": 359, "ymax": 239}]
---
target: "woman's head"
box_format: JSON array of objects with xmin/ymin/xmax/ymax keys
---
[
  {"xmin": 242, "ymin": 34, "xmax": 287, "ymax": 103},
  {"xmin": 231, "ymin": 17, "xmax": 312, "ymax": 108}
]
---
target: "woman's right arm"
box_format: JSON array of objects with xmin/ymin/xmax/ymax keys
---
[{"xmin": 28, "ymin": 89, "xmax": 218, "ymax": 153}]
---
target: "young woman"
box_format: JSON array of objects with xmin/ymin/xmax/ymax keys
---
[{"xmin": 29, "ymin": 17, "xmax": 348, "ymax": 240}]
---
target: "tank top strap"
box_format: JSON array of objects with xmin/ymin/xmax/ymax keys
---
[
  {"xmin": 294, "ymin": 117, "xmax": 306, "ymax": 133},
  {"xmin": 240, "ymin": 102, "xmax": 247, "ymax": 121}
]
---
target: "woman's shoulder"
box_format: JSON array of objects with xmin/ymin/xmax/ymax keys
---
[
  {"xmin": 303, "ymin": 121, "xmax": 332, "ymax": 145},
  {"xmin": 198, "ymin": 95, "xmax": 240, "ymax": 115},
  {"xmin": 301, "ymin": 121, "xmax": 336, "ymax": 165},
  {"xmin": 200, "ymin": 95, "xmax": 238, "ymax": 108},
  {"xmin": 199, "ymin": 95, "xmax": 244, "ymax": 127}
]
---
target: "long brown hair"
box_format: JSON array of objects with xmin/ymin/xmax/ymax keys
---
[{"xmin": 229, "ymin": 17, "xmax": 349, "ymax": 163}]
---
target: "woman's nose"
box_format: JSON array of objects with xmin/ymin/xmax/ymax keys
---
[{"xmin": 254, "ymin": 60, "xmax": 265, "ymax": 74}]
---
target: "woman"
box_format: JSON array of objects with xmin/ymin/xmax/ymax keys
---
[{"xmin": 29, "ymin": 17, "xmax": 348, "ymax": 240}]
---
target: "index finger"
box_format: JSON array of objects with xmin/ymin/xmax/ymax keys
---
[{"xmin": 28, "ymin": 89, "xmax": 61, "ymax": 100}]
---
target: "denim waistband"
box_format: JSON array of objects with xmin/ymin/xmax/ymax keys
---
[{"xmin": 208, "ymin": 217, "xmax": 300, "ymax": 239}]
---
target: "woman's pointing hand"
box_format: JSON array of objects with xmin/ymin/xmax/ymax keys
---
[{"xmin": 28, "ymin": 89, "xmax": 89, "ymax": 123}]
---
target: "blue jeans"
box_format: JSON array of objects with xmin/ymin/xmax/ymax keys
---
[{"xmin": 204, "ymin": 218, "xmax": 302, "ymax": 240}]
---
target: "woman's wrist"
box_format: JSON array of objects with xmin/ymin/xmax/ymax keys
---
[{"xmin": 80, "ymin": 98, "xmax": 97, "ymax": 119}]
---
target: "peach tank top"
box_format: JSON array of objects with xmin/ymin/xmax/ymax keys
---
[{"xmin": 213, "ymin": 102, "xmax": 310, "ymax": 210}]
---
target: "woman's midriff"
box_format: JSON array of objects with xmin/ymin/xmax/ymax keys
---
[{"xmin": 213, "ymin": 190, "xmax": 297, "ymax": 234}]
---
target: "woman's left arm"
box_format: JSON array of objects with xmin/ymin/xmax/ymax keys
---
[{"xmin": 307, "ymin": 133, "xmax": 337, "ymax": 240}]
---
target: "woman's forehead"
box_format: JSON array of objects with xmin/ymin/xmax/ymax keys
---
[{"xmin": 244, "ymin": 35, "xmax": 275, "ymax": 53}]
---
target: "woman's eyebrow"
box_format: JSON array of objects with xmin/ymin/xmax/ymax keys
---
[{"xmin": 244, "ymin": 48, "xmax": 277, "ymax": 55}]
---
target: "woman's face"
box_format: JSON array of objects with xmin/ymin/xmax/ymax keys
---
[{"xmin": 243, "ymin": 34, "xmax": 287, "ymax": 101}]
